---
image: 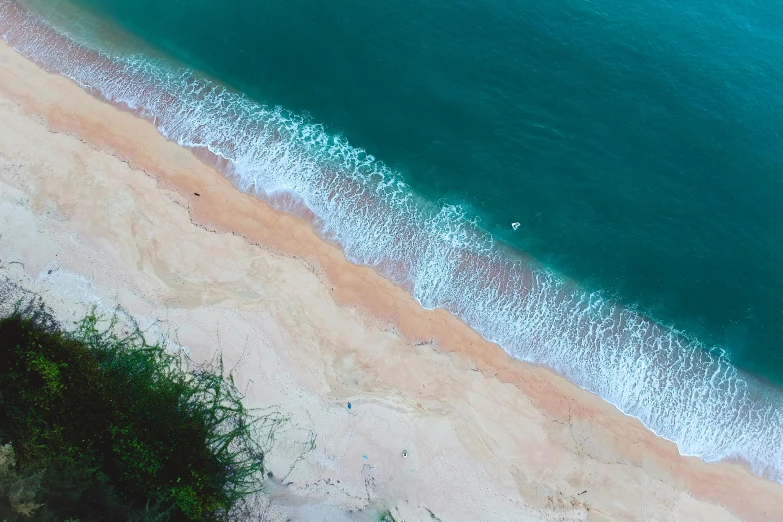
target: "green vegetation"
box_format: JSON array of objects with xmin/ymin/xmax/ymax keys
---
[{"xmin": 0, "ymin": 300, "xmax": 273, "ymax": 521}]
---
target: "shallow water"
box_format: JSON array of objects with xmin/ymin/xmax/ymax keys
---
[{"xmin": 4, "ymin": 0, "xmax": 783, "ymax": 482}]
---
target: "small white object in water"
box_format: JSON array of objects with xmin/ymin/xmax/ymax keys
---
[
  {"xmin": 511, "ymin": 222, "xmax": 520, "ymax": 230},
  {"xmin": 402, "ymin": 450, "xmax": 408, "ymax": 458}
]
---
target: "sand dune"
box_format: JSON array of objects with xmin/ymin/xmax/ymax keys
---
[{"xmin": 0, "ymin": 39, "xmax": 781, "ymax": 521}]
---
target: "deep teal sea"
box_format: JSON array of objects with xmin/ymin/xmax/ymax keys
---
[
  {"xmin": 4, "ymin": 0, "xmax": 783, "ymax": 478},
  {"xmin": 58, "ymin": 0, "xmax": 783, "ymax": 383}
]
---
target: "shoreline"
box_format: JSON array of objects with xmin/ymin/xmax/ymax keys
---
[
  {"xmin": 5, "ymin": 0, "xmax": 783, "ymax": 489},
  {"xmin": 1, "ymin": 34, "xmax": 782, "ymax": 522}
]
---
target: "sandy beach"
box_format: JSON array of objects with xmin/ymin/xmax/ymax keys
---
[{"xmin": 0, "ymin": 38, "xmax": 782, "ymax": 521}]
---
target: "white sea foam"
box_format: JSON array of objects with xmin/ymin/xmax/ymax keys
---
[{"xmin": 2, "ymin": 0, "xmax": 782, "ymax": 483}]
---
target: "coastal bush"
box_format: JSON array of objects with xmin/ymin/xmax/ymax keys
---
[{"xmin": 0, "ymin": 300, "xmax": 269, "ymax": 521}]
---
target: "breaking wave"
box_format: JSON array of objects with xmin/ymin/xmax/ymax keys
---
[{"xmin": 2, "ymin": 0, "xmax": 782, "ymax": 483}]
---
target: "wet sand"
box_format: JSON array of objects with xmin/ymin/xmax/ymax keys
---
[{"xmin": 1, "ymin": 38, "xmax": 782, "ymax": 521}]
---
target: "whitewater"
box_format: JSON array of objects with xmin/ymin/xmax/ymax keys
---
[{"xmin": 2, "ymin": 0, "xmax": 782, "ymax": 484}]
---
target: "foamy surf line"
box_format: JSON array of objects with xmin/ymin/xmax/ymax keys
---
[{"xmin": 2, "ymin": 0, "xmax": 782, "ymax": 484}]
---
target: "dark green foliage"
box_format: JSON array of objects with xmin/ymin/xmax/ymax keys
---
[{"xmin": 0, "ymin": 301, "xmax": 267, "ymax": 521}]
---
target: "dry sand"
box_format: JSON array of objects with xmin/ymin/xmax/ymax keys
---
[{"xmin": 0, "ymin": 38, "xmax": 782, "ymax": 521}]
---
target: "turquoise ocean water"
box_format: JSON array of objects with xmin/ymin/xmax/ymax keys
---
[{"xmin": 2, "ymin": 0, "xmax": 783, "ymax": 480}]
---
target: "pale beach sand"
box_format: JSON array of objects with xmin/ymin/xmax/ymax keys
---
[{"xmin": 0, "ymin": 38, "xmax": 782, "ymax": 521}]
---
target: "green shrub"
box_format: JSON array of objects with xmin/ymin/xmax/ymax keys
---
[
  {"xmin": 0, "ymin": 301, "xmax": 269, "ymax": 521},
  {"xmin": 1, "ymin": 443, "xmax": 43, "ymax": 519}
]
